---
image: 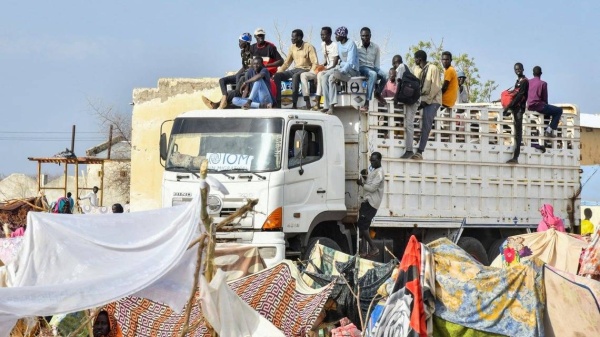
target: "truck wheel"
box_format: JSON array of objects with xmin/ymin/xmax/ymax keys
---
[
  {"xmin": 487, "ymin": 238, "xmax": 506, "ymax": 263},
  {"xmin": 303, "ymin": 237, "xmax": 341, "ymax": 262},
  {"xmin": 457, "ymin": 237, "xmax": 490, "ymax": 266}
]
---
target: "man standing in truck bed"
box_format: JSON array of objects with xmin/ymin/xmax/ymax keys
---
[{"xmin": 356, "ymin": 152, "xmax": 384, "ymax": 257}]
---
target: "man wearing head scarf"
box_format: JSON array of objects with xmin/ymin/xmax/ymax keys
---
[
  {"xmin": 202, "ymin": 32, "xmax": 253, "ymax": 109},
  {"xmin": 93, "ymin": 310, "xmax": 123, "ymax": 337},
  {"xmin": 537, "ymin": 204, "xmax": 565, "ymax": 232},
  {"xmin": 320, "ymin": 26, "xmax": 360, "ymax": 114}
]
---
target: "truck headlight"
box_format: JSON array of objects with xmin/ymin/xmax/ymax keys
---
[{"xmin": 207, "ymin": 195, "xmax": 222, "ymax": 214}]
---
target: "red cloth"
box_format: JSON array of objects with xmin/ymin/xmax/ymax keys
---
[{"xmin": 395, "ymin": 235, "xmax": 427, "ymax": 337}]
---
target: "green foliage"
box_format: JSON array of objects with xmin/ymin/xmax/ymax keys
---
[{"xmin": 405, "ymin": 39, "xmax": 498, "ymax": 102}]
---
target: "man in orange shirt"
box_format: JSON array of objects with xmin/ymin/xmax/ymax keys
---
[{"xmin": 441, "ymin": 51, "xmax": 458, "ymax": 108}]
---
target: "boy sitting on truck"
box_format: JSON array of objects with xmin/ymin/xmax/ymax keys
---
[{"xmin": 232, "ymin": 56, "xmax": 274, "ymax": 109}]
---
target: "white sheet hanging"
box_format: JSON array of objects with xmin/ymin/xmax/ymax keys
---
[{"xmin": 0, "ymin": 198, "xmax": 201, "ymax": 336}]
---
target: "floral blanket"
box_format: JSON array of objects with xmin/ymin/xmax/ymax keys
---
[
  {"xmin": 544, "ymin": 265, "xmax": 600, "ymax": 336},
  {"xmin": 428, "ymin": 238, "xmax": 545, "ymax": 337},
  {"xmin": 579, "ymin": 229, "xmax": 600, "ymax": 279},
  {"xmin": 490, "ymin": 229, "xmax": 587, "ymax": 274}
]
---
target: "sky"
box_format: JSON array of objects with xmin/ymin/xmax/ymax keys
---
[{"xmin": 1, "ymin": 0, "xmax": 599, "ymax": 180}]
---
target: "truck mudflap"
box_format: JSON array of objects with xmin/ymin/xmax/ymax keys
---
[{"xmin": 217, "ymin": 231, "xmax": 285, "ymax": 268}]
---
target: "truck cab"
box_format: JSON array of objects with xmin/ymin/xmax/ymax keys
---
[{"xmin": 159, "ymin": 110, "xmax": 348, "ymax": 266}]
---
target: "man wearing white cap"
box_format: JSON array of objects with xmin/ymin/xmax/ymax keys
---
[{"xmin": 249, "ymin": 28, "xmax": 283, "ymax": 76}]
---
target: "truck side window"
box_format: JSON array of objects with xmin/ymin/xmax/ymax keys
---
[{"xmin": 288, "ymin": 125, "xmax": 323, "ymax": 168}]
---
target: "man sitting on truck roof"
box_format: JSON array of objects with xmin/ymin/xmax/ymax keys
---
[
  {"xmin": 232, "ymin": 56, "xmax": 274, "ymax": 109},
  {"xmin": 357, "ymin": 27, "xmax": 388, "ymax": 113},
  {"xmin": 320, "ymin": 26, "xmax": 359, "ymax": 114},
  {"xmin": 202, "ymin": 32, "xmax": 253, "ymax": 110},
  {"xmin": 300, "ymin": 26, "xmax": 339, "ymax": 111},
  {"xmin": 527, "ymin": 66, "xmax": 563, "ymax": 138},
  {"xmin": 410, "ymin": 50, "xmax": 442, "ymax": 160},
  {"xmin": 356, "ymin": 152, "xmax": 384, "ymax": 258},
  {"xmin": 249, "ymin": 28, "xmax": 283, "ymax": 76},
  {"xmin": 273, "ymin": 29, "xmax": 318, "ymax": 109}
]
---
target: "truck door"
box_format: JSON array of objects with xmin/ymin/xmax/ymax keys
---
[{"xmin": 283, "ymin": 121, "xmax": 327, "ymax": 233}]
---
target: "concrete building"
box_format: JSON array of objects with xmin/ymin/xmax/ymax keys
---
[
  {"xmin": 130, "ymin": 78, "xmax": 219, "ymax": 211},
  {"xmin": 580, "ymin": 113, "xmax": 600, "ymax": 165}
]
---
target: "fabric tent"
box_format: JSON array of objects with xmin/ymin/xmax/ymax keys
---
[
  {"xmin": 0, "ymin": 199, "xmax": 201, "ymax": 336},
  {"xmin": 490, "ymin": 229, "xmax": 588, "ymax": 274},
  {"xmin": 543, "ymin": 265, "xmax": 600, "ymax": 336},
  {"xmin": 428, "ymin": 238, "xmax": 545, "ymax": 337}
]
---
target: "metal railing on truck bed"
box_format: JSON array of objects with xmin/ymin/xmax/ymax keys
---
[{"xmin": 363, "ymin": 101, "xmax": 580, "ymax": 228}]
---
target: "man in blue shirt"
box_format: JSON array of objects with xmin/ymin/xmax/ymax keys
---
[
  {"xmin": 232, "ymin": 56, "xmax": 274, "ymax": 109},
  {"xmin": 320, "ymin": 26, "xmax": 360, "ymax": 114},
  {"xmin": 357, "ymin": 27, "xmax": 388, "ymax": 112}
]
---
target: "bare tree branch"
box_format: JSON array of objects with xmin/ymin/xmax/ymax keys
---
[{"xmin": 86, "ymin": 97, "xmax": 132, "ymax": 144}]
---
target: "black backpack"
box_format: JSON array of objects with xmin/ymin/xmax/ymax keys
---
[{"xmin": 394, "ymin": 64, "xmax": 421, "ymax": 105}]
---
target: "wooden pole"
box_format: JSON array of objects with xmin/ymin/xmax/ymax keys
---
[
  {"xmin": 36, "ymin": 161, "xmax": 41, "ymax": 193},
  {"xmin": 108, "ymin": 124, "xmax": 113, "ymax": 159},
  {"xmin": 63, "ymin": 162, "xmax": 68, "ymax": 197},
  {"xmin": 71, "ymin": 124, "xmax": 76, "ymax": 154},
  {"xmin": 99, "ymin": 161, "xmax": 105, "ymax": 206},
  {"xmin": 75, "ymin": 162, "xmax": 79, "ymax": 213}
]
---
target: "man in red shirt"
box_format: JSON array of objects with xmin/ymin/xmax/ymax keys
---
[{"xmin": 527, "ymin": 66, "xmax": 563, "ymax": 138}]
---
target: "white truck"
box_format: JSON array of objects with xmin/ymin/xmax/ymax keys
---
[{"xmin": 159, "ymin": 80, "xmax": 580, "ymax": 266}]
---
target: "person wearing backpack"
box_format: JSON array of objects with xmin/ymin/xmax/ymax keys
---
[
  {"xmin": 527, "ymin": 66, "xmax": 563, "ymax": 138},
  {"xmin": 393, "ymin": 55, "xmax": 422, "ymax": 159},
  {"xmin": 502, "ymin": 62, "xmax": 529, "ymax": 164},
  {"xmin": 410, "ymin": 50, "xmax": 442, "ymax": 160}
]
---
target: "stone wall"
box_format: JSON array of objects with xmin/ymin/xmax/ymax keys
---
[{"xmin": 130, "ymin": 77, "xmax": 220, "ymax": 211}]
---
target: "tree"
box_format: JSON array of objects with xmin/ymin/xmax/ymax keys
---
[
  {"xmin": 404, "ymin": 39, "xmax": 498, "ymax": 102},
  {"xmin": 86, "ymin": 97, "xmax": 132, "ymax": 144}
]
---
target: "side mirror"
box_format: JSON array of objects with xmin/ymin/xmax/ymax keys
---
[{"xmin": 159, "ymin": 133, "xmax": 167, "ymax": 161}]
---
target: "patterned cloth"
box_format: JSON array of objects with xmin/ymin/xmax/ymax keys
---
[
  {"xmin": 229, "ymin": 260, "xmax": 333, "ymax": 336},
  {"xmin": 432, "ymin": 315, "xmax": 506, "ymax": 337},
  {"xmin": 108, "ymin": 261, "xmax": 331, "ymax": 337},
  {"xmin": 544, "ymin": 265, "xmax": 600, "ymax": 336},
  {"xmin": 303, "ymin": 242, "xmax": 396, "ymax": 329},
  {"xmin": 579, "ymin": 229, "xmax": 600, "ymax": 280},
  {"xmin": 490, "ymin": 229, "xmax": 588, "ymax": 274},
  {"xmin": 370, "ymin": 236, "xmax": 433, "ymax": 337},
  {"xmin": 303, "ymin": 242, "xmax": 386, "ymax": 287},
  {"xmin": 428, "ymin": 238, "xmax": 545, "ymax": 337}
]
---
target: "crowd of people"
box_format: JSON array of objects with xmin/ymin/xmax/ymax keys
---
[{"xmin": 202, "ymin": 26, "xmax": 564, "ymax": 164}]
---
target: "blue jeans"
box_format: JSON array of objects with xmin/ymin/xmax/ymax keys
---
[
  {"xmin": 540, "ymin": 104, "xmax": 563, "ymax": 130},
  {"xmin": 418, "ymin": 103, "xmax": 441, "ymax": 152},
  {"xmin": 359, "ymin": 66, "xmax": 388, "ymax": 101},
  {"xmin": 232, "ymin": 79, "xmax": 273, "ymax": 108}
]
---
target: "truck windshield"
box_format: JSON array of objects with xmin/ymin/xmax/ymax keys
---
[{"xmin": 166, "ymin": 117, "xmax": 284, "ymax": 172}]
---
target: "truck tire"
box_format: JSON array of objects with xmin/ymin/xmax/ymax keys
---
[
  {"xmin": 487, "ymin": 238, "xmax": 506, "ymax": 263},
  {"xmin": 457, "ymin": 237, "xmax": 490, "ymax": 266},
  {"xmin": 303, "ymin": 237, "xmax": 341, "ymax": 262}
]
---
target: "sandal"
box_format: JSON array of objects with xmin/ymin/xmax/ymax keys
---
[
  {"xmin": 311, "ymin": 106, "xmax": 321, "ymax": 111},
  {"xmin": 359, "ymin": 106, "xmax": 369, "ymax": 113}
]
